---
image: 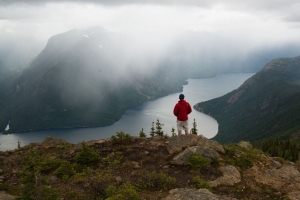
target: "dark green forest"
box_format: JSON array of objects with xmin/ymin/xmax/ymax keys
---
[
  {"xmin": 254, "ymin": 139, "xmax": 300, "ymax": 162},
  {"xmin": 194, "ymin": 56, "xmax": 300, "ymax": 144}
]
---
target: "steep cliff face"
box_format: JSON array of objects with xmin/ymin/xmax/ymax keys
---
[{"xmin": 194, "ymin": 56, "xmax": 300, "ymax": 143}]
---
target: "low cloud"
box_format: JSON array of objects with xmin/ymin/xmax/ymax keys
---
[{"xmin": 1, "ymin": 0, "xmax": 300, "ymax": 70}]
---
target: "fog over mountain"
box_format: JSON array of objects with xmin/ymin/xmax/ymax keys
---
[
  {"xmin": 1, "ymin": 0, "xmax": 300, "ymax": 132},
  {"xmin": 1, "ymin": 0, "xmax": 300, "ymax": 75}
]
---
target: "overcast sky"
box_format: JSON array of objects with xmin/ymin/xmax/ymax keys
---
[{"xmin": 1, "ymin": 0, "xmax": 300, "ymax": 47}]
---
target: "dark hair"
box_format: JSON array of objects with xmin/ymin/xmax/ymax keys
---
[{"xmin": 179, "ymin": 94, "xmax": 184, "ymax": 99}]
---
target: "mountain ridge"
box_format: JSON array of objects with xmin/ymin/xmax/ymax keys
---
[
  {"xmin": 194, "ymin": 55, "xmax": 300, "ymax": 143},
  {"xmin": 3, "ymin": 27, "xmax": 185, "ymax": 132}
]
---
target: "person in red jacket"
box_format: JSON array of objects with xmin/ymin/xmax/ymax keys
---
[{"xmin": 173, "ymin": 94, "xmax": 192, "ymax": 135}]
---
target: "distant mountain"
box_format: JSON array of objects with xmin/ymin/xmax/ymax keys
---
[
  {"xmin": 194, "ymin": 55, "xmax": 300, "ymax": 143},
  {"xmin": 2, "ymin": 27, "xmax": 300, "ymax": 133},
  {"xmin": 2, "ymin": 27, "xmax": 185, "ymax": 132}
]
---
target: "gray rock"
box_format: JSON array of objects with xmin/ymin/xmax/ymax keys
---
[
  {"xmin": 115, "ymin": 176, "xmax": 122, "ymax": 185},
  {"xmin": 163, "ymin": 188, "xmax": 238, "ymax": 200},
  {"xmin": 171, "ymin": 146, "xmax": 219, "ymax": 165},
  {"xmin": 269, "ymin": 160, "xmax": 282, "ymax": 169},
  {"xmin": 245, "ymin": 165, "xmax": 300, "ymax": 194},
  {"xmin": 0, "ymin": 191, "xmax": 15, "ymax": 200},
  {"xmin": 257, "ymin": 166, "xmax": 300, "ymax": 192},
  {"xmin": 132, "ymin": 161, "xmax": 140, "ymax": 169},
  {"xmin": 209, "ymin": 165, "xmax": 241, "ymax": 187},
  {"xmin": 167, "ymin": 134, "xmax": 225, "ymax": 154},
  {"xmin": 237, "ymin": 141, "xmax": 252, "ymax": 150}
]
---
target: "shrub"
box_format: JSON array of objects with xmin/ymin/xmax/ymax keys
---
[
  {"xmin": 111, "ymin": 131, "xmax": 132, "ymax": 143},
  {"xmin": 54, "ymin": 160, "xmax": 75, "ymax": 179},
  {"xmin": 136, "ymin": 170, "xmax": 176, "ymax": 190},
  {"xmin": 64, "ymin": 191, "xmax": 89, "ymax": 200},
  {"xmin": 188, "ymin": 153, "xmax": 210, "ymax": 170},
  {"xmin": 84, "ymin": 170, "xmax": 116, "ymax": 199},
  {"xmin": 40, "ymin": 157, "xmax": 64, "ymax": 173},
  {"xmin": 17, "ymin": 148, "xmax": 60, "ymax": 200},
  {"xmin": 192, "ymin": 176, "xmax": 211, "ymax": 190},
  {"xmin": 233, "ymin": 156, "xmax": 253, "ymax": 168},
  {"xmin": 102, "ymin": 152, "xmax": 123, "ymax": 169},
  {"xmin": 74, "ymin": 142, "xmax": 100, "ymax": 165},
  {"xmin": 106, "ymin": 183, "xmax": 141, "ymax": 200},
  {"xmin": 224, "ymin": 144, "xmax": 258, "ymax": 169}
]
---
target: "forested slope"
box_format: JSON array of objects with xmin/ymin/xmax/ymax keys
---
[{"xmin": 194, "ymin": 56, "xmax": 300, "ymax": 143}]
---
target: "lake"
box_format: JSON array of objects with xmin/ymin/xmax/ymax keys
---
[{"xmin": 0, "ymin": 73, "xmax": 254, "ymax": 151}]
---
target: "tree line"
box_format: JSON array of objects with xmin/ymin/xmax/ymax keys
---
[{"xmin": 253, "ymin": 138, "xmax": 300, "ymax": 162}]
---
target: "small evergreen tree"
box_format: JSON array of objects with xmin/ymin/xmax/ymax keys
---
[
  {"xmin": 190, "ymin": 118, "xmax": 198, "ymax": 135},
  {"xmin": 111, "ymin": 131, "xmax": 132, "ymax": 143},
  {"xmin": 155, "ymin": 119, "xmax": 164, "ymax": 136},
  {"xmin": 74, "ymin": 142, "xmax": 100, "ymax": 165},
  {"xmin": 150, "ymin": 122, "xmax": 155, "ymax": 137},
  {"xmin": 171, "ymin": 127, "xmax": 176, "ymax": 137},
  {"xmin": 139, "ymin": 128, "xmax": 146, "ymax": 138}
]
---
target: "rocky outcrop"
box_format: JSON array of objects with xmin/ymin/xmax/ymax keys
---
[
  {"xmin": 39, "ymin": 136, "xmax": 70, "ymax": 149},
  {"xmin": 209, "ymin": 165, "xmax": 241, "ymax": 187},
  {"xmin": 163, "ymin": 188, "xmax": 237, "ymax": 200},
  {"xmin": 0, "ymin": 191, "xmax": 15, "ymax": 200},
  {"xmin": 171, "ymin": 146, "xmax": 220, "ymax": 165},
  {"xmin": 245, "ymin": 163, "xmax": 300, "ymax": 196},
  {"xmin": 167, "ymin": 134, "xmax": 225, "ymax": 154},
  {"xmin": 242, "ymin": 154, "xmax": 300, "ymax": 200},
  {"xmin": 287, "ymin": 192, "xmax": 300, "ymax": 200},
  {"xmin": 237, "ymin": 141, "xmax": 252, "ymax": 150},
  {"xmin": 1, "ymin": 136, "xmax": 300, "ymax": 200}
]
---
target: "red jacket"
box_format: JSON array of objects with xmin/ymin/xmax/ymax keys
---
[{"xmin": 173, "ymin": 99, "xmax": 192, "ymax": 121}]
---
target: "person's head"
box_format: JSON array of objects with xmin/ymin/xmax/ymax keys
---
[{"xmin": 179, "ymin": 94, "xmax": 185, "ymax": 99}]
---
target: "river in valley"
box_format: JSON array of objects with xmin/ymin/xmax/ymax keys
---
[{"xmin": 0, "ymin": 73, "xmax": 254, "ymax": 151}]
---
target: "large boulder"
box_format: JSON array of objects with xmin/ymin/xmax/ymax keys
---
[
  {"xmin": 163, "ymin": 188, "xmax": 237, "ymax": 200},
  {"xmin": 171, "ymin": 146, "xmax": 220, "ymax": 165},
  {"xmin": 167, "ymin": 134, "xmax": 225, "ymax": 154},
  {"xmin": 209, "ymin": 165, "xmax": 241, "ymax": 187}
]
